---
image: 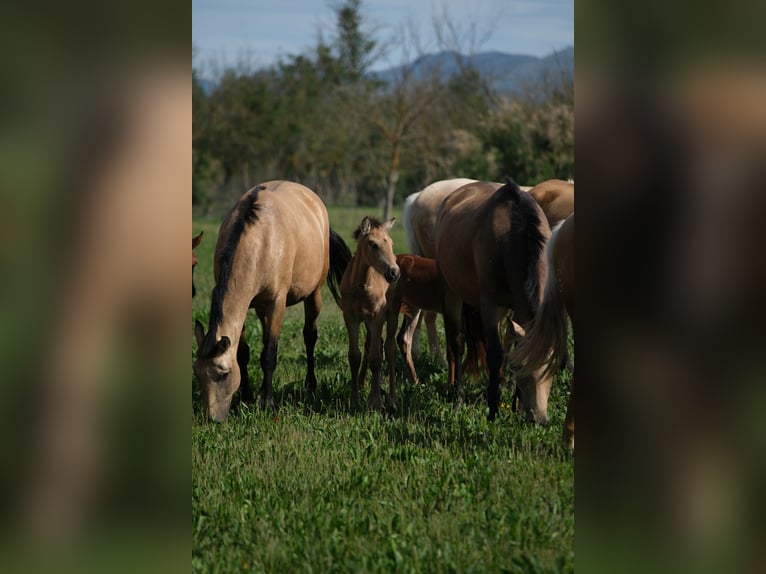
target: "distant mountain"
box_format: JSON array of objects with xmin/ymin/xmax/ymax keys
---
[
  {"xmin": 371, "ymin": 46, "xmax": 573, "ymax": 95},
  {"xmin": 196, "ymin": 46, "xmax": 574, "ymax": 96}
]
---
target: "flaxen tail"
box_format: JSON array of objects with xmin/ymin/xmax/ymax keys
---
[
  {"xmin": 328, "ymin": 228, "xmax": 352, "ymax": 308},
  {"xmin": 511, "ymin": 222, "xmax": 569, "ymax": 379}
]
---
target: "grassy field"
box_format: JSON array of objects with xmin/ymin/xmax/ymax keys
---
[{"xmin": 192, "ymin": 206, "xmax": 574, "ymax": 573}]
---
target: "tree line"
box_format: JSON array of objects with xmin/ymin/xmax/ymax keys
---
[{"xmin": 193, "ymin": 0, "xmax": 573, "ymax": 219}]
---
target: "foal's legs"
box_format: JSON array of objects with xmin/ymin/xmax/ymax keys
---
[
  {"xmin": 257, "ymin": 301, "xmax": 286, "ymax": 410},
  {"xmin": 397, "ymin": 310, "xmax": 421, "ymax": 384},
  {"xmin": 424, "ymin": 310, "xmax": 445, "ymax": 363},
  {"xmin": 303, "ymin": 288, "xmax": 322, "ymax": 393},
  {"xmin": 344, "ymin": 312, "xmax": 363, "ymax": 408},
  {"xmin": 385, "ymin": 308, "xmax": 399, "ymax": 409},
  {"xmin": 365, "ymin": 316, "xmax": 386, "ymax": 412}
]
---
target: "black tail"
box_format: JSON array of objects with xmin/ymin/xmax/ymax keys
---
[
  {"xmin": 503, "ymin": 176, "xmax": 548, "ymax": 316},
  {"xmin": 328, "ymin": 228, "xmax": 352, "ymax": 308}
]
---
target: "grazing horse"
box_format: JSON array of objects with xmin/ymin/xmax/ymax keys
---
[
  {"xmin": 393, "ymin": 253, "xmax": 496, "ymax": 385},
  {"xmin": 511, "ymin": 215, "xmax": 575, "ymax": 447},
  {"xmin": 403, "ymin": 178, "xmax": 478, "ymax": 359},
  {"xmin": 340, "ymin": 217, "xmax": 401, "ymax": 412},
  {"xmin": 193, "ymin": 181, "xmax": 350, "ymax": 421},
  {"xmin": 192, "ymin": 231, "xmax": 203, "ymax": 297},
  {"xmin": 435, "ymin": 179, "xmax": 553, "ymax": 422},
  {"xmin": 528, "ymin": 179, "xmax": 574, "ymax": 229}
]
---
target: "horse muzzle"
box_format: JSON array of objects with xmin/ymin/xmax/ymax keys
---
[{"xmin": 385, "ymin": 266, "xmax": 400, "ymax": 283}]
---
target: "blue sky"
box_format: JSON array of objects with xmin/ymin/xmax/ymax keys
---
[{"xmin": 193, "ymin": 0, "xmax": 573, "ymax": 74}]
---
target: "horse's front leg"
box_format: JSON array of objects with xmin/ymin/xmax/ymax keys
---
[
  {"xmin": 442, "ymin": 289, "xmax": 465, "ymax": 403},
  {"xmin": 479, "ymin": 302, "xmax": 505, "ymax": 421},
  {"xmin": 343, "ymin": 311, "xmax": 362, "ymax": 409},
  {"xmin": 236, "ymin": 327, "xmax": 254, "ymax": 404},
  {"xmin": 385, "ymin": 307, "xmax": 400, "ymax": 410},
  {"xmin": 303, "ymin": 288, "xmax": 322, "ymax": 393},
  {"xmin": 257, "ymin": 302, "xmax": 286, "ymax": 411},
  {"xmin": 366, "ymin": 316, "xmax": 385, "ymax": 413}
]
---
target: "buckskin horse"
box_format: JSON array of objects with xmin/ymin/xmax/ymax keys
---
[
  {"xmin": 435, "ymin": 179, "xmax": 553, "ymax": 422},
  {"xmin": 193, "ymin": 181, "xmax": 351, "ymax": 421}
]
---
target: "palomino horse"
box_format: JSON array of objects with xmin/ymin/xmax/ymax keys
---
[
  {"xmin": 192, "ymin": 231, "xmax": 203, "ymax": 297},
  {"xmin": 193, "ymin": 181, "xmax": 351, "ymax": 421},
  {"xmin": 435, "ymin": 179, "xmax": 553, "ymax": 422},
  {"xmin": 511, "ymin": 215, "xmax": 575, "ymax": 447},
  {"xmin": 527, "ymin": 179, "xmax": 574, "ymax": 229},
  {"xmin": 403, "ymin": 178, "xmax": 477, "ymax": 359},
  {"xmin": 340, "ymin": 217, "xmax": 401, "ymax": 411}
]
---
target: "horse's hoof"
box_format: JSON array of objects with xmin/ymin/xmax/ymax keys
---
[
  {"xmin": 260, "ymin": 397, "xmax": 277, "ymax": 411},
  {"xmin": 367, "ymin": 395, "xmax": 382, "ymax": 412}
]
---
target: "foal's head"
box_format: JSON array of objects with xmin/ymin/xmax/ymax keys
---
[{"xmin": 353, "ymin": 216, "xmax": 400, "ymax": 283}]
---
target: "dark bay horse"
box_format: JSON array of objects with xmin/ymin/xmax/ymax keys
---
[
  {"xmin": 192, "ymin": 231, "xmax": 203, "ymax": 297},
  {"xmin": 435, "ymin": 179, "xmax": 553, "ymax": 422},
  {"xmin": 512, "ymin": 215, "xmax": 575, "ymax": 447},
  {"xmin": 403, "ymin": 177, "xmax": 569, "ymax": 363},
  {"xmin": 340, "ymin": 217, "xmax": 401, "ymax": 412},
  {"xmin": 194, "ymin": 181, "xmax": 350, "ymax": 421}
]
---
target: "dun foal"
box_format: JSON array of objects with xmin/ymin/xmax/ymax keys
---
[{"xmin": 340, "ymin": 217, "xmax": 401, "ymax": 411}]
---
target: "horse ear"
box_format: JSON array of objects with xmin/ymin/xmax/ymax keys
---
[
  {"xmin": 360, "ymin": 217, "xmax": 372, "ymax": 236},
  {"xmin": 192, "ymin": 231, "xmax": 204, "ymax": 249},
  {"xmin": 194, "ymin": 320, "xmax": 205, "ymax": 346},
  {"xmin": 384, "ymin": 217, "xmax": 396, "ymax": 231},
  {"xmin": 213, "ymin": 336, "xmax": 231, "ymax": 357}
]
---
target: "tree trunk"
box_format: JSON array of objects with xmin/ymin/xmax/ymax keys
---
[{"xmin": 384, "ymin": 140, "xmax": 401, "ymax": 220}]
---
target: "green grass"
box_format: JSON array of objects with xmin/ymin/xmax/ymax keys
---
[{"xmin": 192, "ymin": 209, "xmax": 574, "ymax": 573}]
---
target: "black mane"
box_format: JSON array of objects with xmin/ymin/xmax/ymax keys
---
[{"xmin": 200, "ymin": 186, "xmax": 263, "ymax": 357}]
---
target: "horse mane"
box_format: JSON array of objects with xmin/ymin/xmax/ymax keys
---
[
  {"xmin": 503, "ymin": 177, "xmax": 548, "ymax": 316},
  {"xmin": 200, "ymin": 186, "xmax": 263, "ymax": 357}
]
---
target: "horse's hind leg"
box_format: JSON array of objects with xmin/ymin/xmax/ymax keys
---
[
  {"xmin": 303, "ymin": 288, "xmax": 321, "ymax": 393},
  {"xmin": 442, "ymin": 289, "xmax": 465, "ymax": 403},
  {"xmin": 237, "ymin": 328, "xmax": 255, "ymax": 404},
  {"xmin": 385, "ymin": 308, "xmax": 399, "ymax": 410},
  {"xmin": 397, "ymin": 310, "xmax": 420, "ymax": 384},
  {"xmin": 257, "ymin": 302, "xmax": 286, "ymax": 410},
  {"xmin": 424, "ymin": 310, "xmax": 445, "ymax": 364},
  {"xmin": 479, "ymin": 302, "xmax": 505, "ymax": 421}
]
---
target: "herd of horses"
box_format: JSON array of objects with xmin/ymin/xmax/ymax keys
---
[{"xmin": 192, "ymin": 178, "xmax": 574, "ymax": 446}]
